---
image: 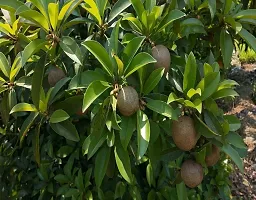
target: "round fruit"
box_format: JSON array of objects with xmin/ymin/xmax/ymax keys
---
[
  {"xmin": 205, "ymin": 145, "xmax": 220, "ymax": 167},
  {"xmin": 48, "ymin": 67, "xmax": 66, "ymax": 87},
  {"xmin": 152, "ymin": 44, "xmax": 170, "ymax": 73},
  {"xmin": 172, "ymin": 116, "xmax": 197, "ymax": 151},
  {"xmin": 181, "ymin": 160, "xmax": 203, "ymax": 188},
  {"xmin": 117, "ymin": 86, "xmax": 139, "ymax": 116}
]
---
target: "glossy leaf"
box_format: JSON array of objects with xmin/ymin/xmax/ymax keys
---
[
  {"xmin": 183, "ymin": 52, "xmax": 197, "ymax": 93},
  {"xmin": 22, "ymin": 39, "xmax": 48, "ymax": 66},
  {"xmin": 94, "ymin": 146, "xmax": 111, "ymax": 187},
  {"xmin": 31, "ymin": 55, "xmax": 46, "ymax": 109},
  {"xmin": 146, "ymin": 99, "xmax": 178, "ymax": 120},
  {"xmin": 220, "ymin": 29, "xmax": 233, "ymax": 69},
  {"xmin": 137, "ymin": 110, "xmax": 150, "ymax": 160},
  {"xmin": 143, "ymin": 68, "xmax": 164, "ymax": 95},
  {"xmin": 233, "ymin": 9, "xmax": 256, "ymax": 19},
  {"xmin": 48, "ymin": 3, "xmax": 59, "ymax": 31},
  {"xmin": 50, "ymin": 109, "xmax": 70, "ymax": 123},
  {"xmin": 108, "ymin": 0, "xmax": 131, "ymax": 23},
  {"xmin": 10, "ymin": 103, "xmax": 37, "ymax": 113},
  {"xmin": 82, "ymin": 81, "xmax": 111, "ymax": 112},
  {"xmin": 124, "ymin": 52, "xmax": 156, "ymax": 78},
  {"xmin": 0, "ymin": 52, "xmax": 10, "ymax": 78},
  {"xmin": 120, "ymin": 115, "xmax": 135, "ymax": 149},
  {"xmin": 82, "ymin": 40, "xmax": 114, "ymax": 76},
  {"xmin": 114, "ymin": 140, "xmax": 133, "ymax": 184},
  {"xmin": 238, "ymin": 28, "xmax": 256, "ymax": 52},
  {"xmin": 224, "ymin": 115, "xmax": 241, "ymax": 131},
  {"xmin": 60, "ymin": 36, "xmax": 83, "ymax": 65},
  {"xmin": 123, "ymin": 36, "xmax": 145, "ymax": 67},
  {"xmin": 222, "ymin": 144, "xmax": 244, "ymax": 172},
  {"xmin": 83, "ymin": 0, "xmax": 102, "ymax": 24},
  {"xmin": 50, "ymin": 120, "xmax": 80, "ymax": 142},
  {"xmin": 226, "ymin": 132, "xmax": 247, "ymax": 149},
  {"xmin": 212, "ymin": 88, "xmax": 239, "ymax": 100}
]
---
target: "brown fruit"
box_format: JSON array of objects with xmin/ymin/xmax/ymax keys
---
[
  {"xmin": 117, "ymin": 86, "xmax": 139, "ymax": 116},
  {"xmin": 181, "ymin": 160, "xmax": 203, "ymax": 188},
  {"xmin": 172, "ymin": 116, "xmax": 197, "ymax": 151},
  {"xmin": 48, "ymin": 67, "xmax": 66, "ymax": 87},
  {"xmin": 205, "ymin": 145, "xmax": 220, "ymax": 167},
  {"xmin": 152, "ymin": 44, "xmax": 170, "ymax": 73}
]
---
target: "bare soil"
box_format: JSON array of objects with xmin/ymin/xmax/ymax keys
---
[{"xmin": 221, "ymin": 63, "xmax": 256, "ymax": 199}]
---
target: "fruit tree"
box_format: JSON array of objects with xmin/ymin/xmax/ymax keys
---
[{"xmin": 0, "ymin": 0, "xmax": 252, "ymax": 199}]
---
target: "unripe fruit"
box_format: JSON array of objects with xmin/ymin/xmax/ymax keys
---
[
  {"xmin": 181, "ymin": 160, "xmax": 203, "ymax": 188},
  {"xmin": 48, "ymin": 67, "xmax": 66, "ymax": 87},
  {"xmin": 205, "ymin": 145, "xmax": 220, "ymax": 167},
  {"xmin": 172, "ymin": 116, "xmax": 197, "ymax": 151},
  {"xmin": 152, "ymin": 45, "xmax": 170, "ymax": 73},
  {"xmin": 117, "ymin": 86, "xmax": 139, "ymax": 116}
]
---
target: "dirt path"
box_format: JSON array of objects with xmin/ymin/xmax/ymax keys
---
[{"xmin": 223, "ymin": 63, "xmax": 256, "ymax": 199}]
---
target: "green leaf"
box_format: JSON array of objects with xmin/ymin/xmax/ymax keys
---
[
  {"xmin": 0, "ymin": 52, "xmax": 10, "ymax": 78},
  {"xmin": 82, "ymin": 40, "xmax": 114, "ymax": 76},
  {"xmin": 157, "ymin": 9, "xmax": 185, "ymax": 32},
  {"xmin": 50, "ymin": 120, "xmax": 80, "ymax": 142},
  {"xmin": 224, "ymin": 115, "xmax": 241, "ymax": 131},
  {"xmin": 183, "ymin": 52, "xmax": 197, "ymax": 93},
  {"xmin": 226, "ymin": 132, "xmax": 247, "ymax": 149},
  {"xmin": 222, "ymin": 144, "xmax": 244, "ymax": 172},
  {"xmin": 10, "ymin": 103, "xmax": 37, "ymax": 113},
  {"xmin": 124, "ymin": 52, "xmax": 156, "ymax": 78},
  {"xmin": 19, "ymin": 112, "xmax": 39, "ymax": 145},
  {"xmin": 123, "ymin": 36, "xmax": 145, "ymax": 67},
  {"xmin": 109, "ymin": 19, "xmax": 121, "ymax": 55},
  {"xmin": 48, "ymin": 3, "xmax": 59, "ymax": 31},
  {"xmin": 83, "ymin": 0, "xmax": 102, "ymax": 24},
  {"xmin": 49, "ymin": 77, "xmax": 71, "ymax": 104},
  {"xmin": 31, "ymin": 54, "xmax": 46, "ymax": 109},
  {"xmin": 146, "ymin": 99, "xmax": 178, "ymax": 120},
  {"xmin": 33, "ymin": 122, "xmax": 41, "ymax": 166},
  {"xmin": 220, "ymin": 29, "xmax": 233, "ymax": 69},
  {"xmin": 143, "ymin": 68, "xmax": 164, "ymax": 95},
  {"xmin": 94, "ymin": 146, "xmax": 111, "ymax": 187},
  {"xmin": 137, "ymin": 110, "xmax": 150, "ymax": 160},
  {"xmin": 218, "ymin": 79, "xmax": 239, "ymax": 90},
  {"xmin": 212, "ymin": 88, "xmax": 239, "ymax": 100},
  {"xmin": 130, "ymin": 0, "xmax": 145, "ymax": 21},
  {"xmin": 62, "ymin": 17, "xmax": 95, "ymax": 30},
  {"xmin": 82, "ymin": 81, "xmax": 111, "ymax": 112},
  {"xmin": 50, "ymin": 109, "xmax": 70, "ymax": 123},
  {"xmin": 120, "ymin": 115, "xmax": 136, "ymax": 150},
  {"xmin": 224, "ymin": 0, "xmax": 232, "ymax": 14},
  {"xmin": 196, "ymin": 72, "xmax": 220, "ymax": 101},
  {"xmin": 114, "ymin": 140, "xmax": 133, "ymax": 184},
  {"xmin": 96, "ymin": 0, "xmax": 108, "ymax": 17},
  {"xmin": 57, "ymin": 146, "xmax": 73, "ymax": 158},
  {"xmin": 208, "ymin": 0, "xmax": 216, "ymax": 19},
  {"xmin": 55, "ymin": 174, "xmax": 70, "ymax": 184},
  {"xmin": 22, "ymin": 39, "xmax": 48, "ymax": 66},
  {"xmin": 176, "ymin": 182, "xmax": 188, "ymax": 200},
  {"xmin": 60, "ymin": 36, "xmax": 83, "ymax": 65},
  {"xmin": 238, "ymin": 28, "xmax": 256, "ymax": 52},
  {"xmin": 194, "ymin": 114, "xmax": 220, "ymax": 138},
  {"xmin": 146, "ymin": 162, "xmax": 154, "ymax": 187},
  {"xmin": 108, "ymin": 0, "xmax": 131, "ymax": 23},
  {"xmin": 0, "ymin": 0, "xmax": 24, "ymax": 13},
  {"xmin": 10, "ymin": 53, "xmax": 22, "ymax": 82},
  {"xmin": 233, "ymin": 9, "xmax": 256, "ymax": 19},
  {"xmin": 16, "ymin": 7, "xmax": 49, "ymax": 31}
]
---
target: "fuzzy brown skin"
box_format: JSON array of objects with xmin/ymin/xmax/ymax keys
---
[
  {"xmin": 48, "ymin": 67, "xmax": 66, "ymax": 87},
  {"xmin": 181, "ymin": 160, "xmax": 203, "ymax": 188},
  {"xmin": 205, "ymin": 145, "xmax": 220, "ymax": 166},
  {"xmin": 117, "ymin": 86, "xmax": 139, "ymax": 116},
  {"xmin": 152, "ymin": 45, "xmax": 170, "ymax": 74},
  {"xmin": 172, "ymin": 116, "xmax": 197, "ymax": 151}
]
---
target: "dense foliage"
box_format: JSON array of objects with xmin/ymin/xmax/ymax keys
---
[{"xmin": 0, "ymin": 0, "xmax": 254, "ymax": 199}]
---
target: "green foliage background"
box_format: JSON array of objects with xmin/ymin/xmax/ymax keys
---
[{"xmin": 0, "ymin": 0, "xmax": 253, "ymax": 199}]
